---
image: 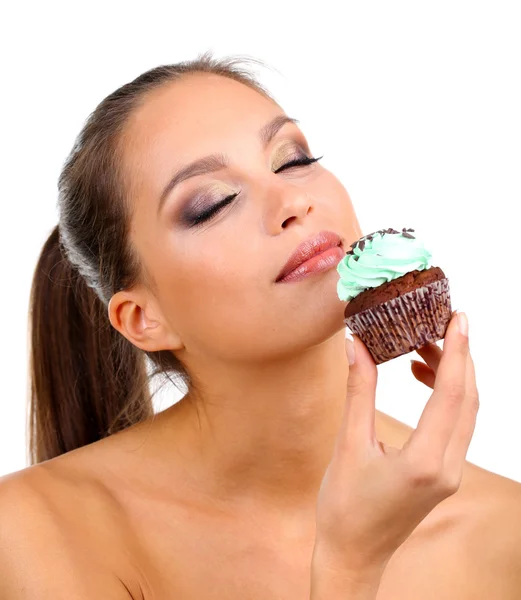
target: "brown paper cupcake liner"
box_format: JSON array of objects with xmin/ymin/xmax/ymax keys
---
[{"xmin": 344, "ymin": 278, "xmax": 452, "ymax": 365}]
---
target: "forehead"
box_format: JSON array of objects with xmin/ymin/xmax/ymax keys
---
[{"xmin": 124, "ymin": 74, "xmax": 280, "ymax": 164}]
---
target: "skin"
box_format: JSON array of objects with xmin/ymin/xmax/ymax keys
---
[{"xmin": 1, "ymin": 73, "xmax": 521, "ymax": 599}]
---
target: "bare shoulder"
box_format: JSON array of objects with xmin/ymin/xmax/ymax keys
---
[
  {"xmin": 378, "ymin": 412, "xmax": 521, "ymax": 596},
  {"xmin": 463, "ymin": 465, "xmax": 521, "ymax": 596},
  {"xmin": 0, "ymin": 457, "xmax": 139, "ymax": 599}
]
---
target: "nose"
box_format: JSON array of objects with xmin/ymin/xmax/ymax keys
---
[{"xmin": 263, "ymin": 179, "xmax": 314, "ymax": 234}]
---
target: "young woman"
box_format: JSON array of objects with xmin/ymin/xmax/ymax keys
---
[{"xmin": 1, "ymin": 52, "xmax": 520, "ymax": 599}]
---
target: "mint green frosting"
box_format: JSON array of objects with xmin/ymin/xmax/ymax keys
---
[{"xmin": 336, "ymin": 228, "xmax": 433, "ymax": 301}]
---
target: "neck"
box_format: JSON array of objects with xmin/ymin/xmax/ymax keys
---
[{"xmin": 154, "ymin": 330, "xmax": 365, "ymax": 514}]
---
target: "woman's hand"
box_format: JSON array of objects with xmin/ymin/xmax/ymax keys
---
[{"xmin": 311, "ymin": 310, "xmax": 479, "ymax": 587}]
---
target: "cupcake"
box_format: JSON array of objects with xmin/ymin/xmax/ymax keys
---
[{"xmin": 336, "ymin": 227, "xmax": 452, "ymax": 364}]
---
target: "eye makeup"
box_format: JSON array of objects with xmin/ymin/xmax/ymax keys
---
[
  {"xmin": 180, "ymin": 186, "xmax": 239, "ymax": 228},
  {"xmin": 171, "ymin": 131, "xmax": 321, "ymax": 226}
]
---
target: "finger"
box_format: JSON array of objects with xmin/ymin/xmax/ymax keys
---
[
  {"xmin": 414, "ymin": 342, "xmax": 443, "ymax": 372},
  {"xmin": 339, "ymin": 332, "xmax": 378, "ymax": 455},
  {"xmin": 403, "ymin": 311, "xmax": 469, "ymax": 462},
  {"xmin": 444, "ymin": 349, "xmax": 479, "ymax": 472},
  {"xmin": 410, "ymin": 360, "xmax": 436, "ymax": 389}
]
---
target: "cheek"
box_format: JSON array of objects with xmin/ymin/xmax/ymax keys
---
[
  {"xmin": 157, "ymin": 251, "xmax": 273, "ymax": 352},
  {"xmin": 314, "ymin": 170, "xmax": 361, "ymax": 238}
]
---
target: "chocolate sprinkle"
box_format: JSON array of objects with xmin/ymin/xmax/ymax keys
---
[
  {"xmin": 346, "ymin": 227, "xmax": 417, "ymax": 252},
  {"xmin": 401, "ymin": 226, "xmax": 415, "ymax": 239}
]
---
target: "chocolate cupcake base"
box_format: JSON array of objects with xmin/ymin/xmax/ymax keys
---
[
  {"xmin": 344, "ymin": 278, "xmax": 452, "ymax": 365},
  {"xmin": 345, "ymin": 266, "xmax": 446, "ymax": 317}
]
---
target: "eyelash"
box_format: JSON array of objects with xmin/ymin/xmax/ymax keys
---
[{"xmin": 188, "ymin": 154, "xmax": 323, "ymax": 227}]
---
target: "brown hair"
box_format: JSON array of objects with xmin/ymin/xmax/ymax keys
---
[{"xmin": 27, "ymin": 51, "xmax": 278, "ymax": 465}]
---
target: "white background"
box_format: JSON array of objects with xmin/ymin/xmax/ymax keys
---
[{"xmin": 1, "ymin": 1, "xmax": 520, "ymax": 480}]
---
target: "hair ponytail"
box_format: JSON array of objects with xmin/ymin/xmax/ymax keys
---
[{"xmin": 27, "ymin": 224, "xmax": 153, "ymax": 464}]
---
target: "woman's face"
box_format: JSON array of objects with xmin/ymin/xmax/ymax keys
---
[{"xmin": 118, "ymin": 73, "xmax": 362, "ymax": 364}]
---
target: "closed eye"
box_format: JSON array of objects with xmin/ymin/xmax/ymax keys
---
[{"xmin": 273, "ymin": 154, "xmax": 323, "ymax": 174}]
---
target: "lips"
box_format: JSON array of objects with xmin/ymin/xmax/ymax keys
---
[{"xmin": 276, "ymin": 230, "xmax": 343, "ymax": 282}]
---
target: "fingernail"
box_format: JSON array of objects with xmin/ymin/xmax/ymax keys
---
[
  {"xmin": 457, "ymin": 311, "xmax": 469, "ymax": 337},
  {"xmin": 345, "ymin": 327, "xmax": 356, "ymax": 365}
]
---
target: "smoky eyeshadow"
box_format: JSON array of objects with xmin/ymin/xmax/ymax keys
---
[{"xmin": 179, "ymin": 188, "xmax": 227, "ymax": 225}]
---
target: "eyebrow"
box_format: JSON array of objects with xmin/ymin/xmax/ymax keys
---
[{"xmin": 157, "ymin": 115, "xmax": 300, "ymax": 215}]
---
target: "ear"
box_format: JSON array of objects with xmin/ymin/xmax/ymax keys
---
[{"xmin": 107, "ymin": 289, "xmax": 183, "ymax": 353}]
